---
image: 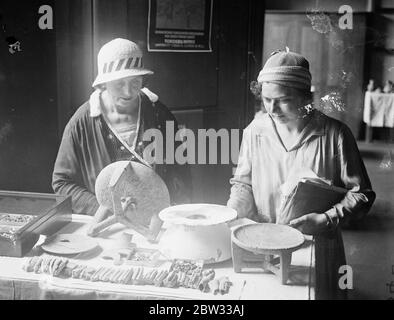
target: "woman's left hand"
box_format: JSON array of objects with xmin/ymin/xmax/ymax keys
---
[{"xmin": 289, "ymin": 213, "xmax": 328, "ymax": 235}]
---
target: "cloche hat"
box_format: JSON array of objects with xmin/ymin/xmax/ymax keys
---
[
  {"xmin": 92, "ymin": 38, "xmax": 153, "ymax": 88},
  {"xmin": 257, "ymin": 47, "xmax": 312, "ymax": 91}
]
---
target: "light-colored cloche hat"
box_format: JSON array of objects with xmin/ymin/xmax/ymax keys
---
[
  {"xmin": 92, "ymin": 38, "xmax": 153, "ymax": 88},
  {"xmin": 257, "ymin": 47, "xmax": 311, "ymax": 91}
]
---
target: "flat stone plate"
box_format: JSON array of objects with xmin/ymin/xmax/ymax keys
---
[
  {"xmin": 232, "ymin": 223, "xmax": 305, "ymax": 252},
  {"xmin": 41, "ymin": 234, "xmax": 98, "ymax": 255},
  {"xmin": 159, "ymin": 204, "xmax": 237, "ymax": 226}
]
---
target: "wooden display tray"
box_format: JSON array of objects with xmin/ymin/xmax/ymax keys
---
[{"xmin": 0, "ymin": 191, "xmax": 72, "ymax": 257}]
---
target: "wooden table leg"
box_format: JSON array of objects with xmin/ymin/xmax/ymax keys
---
[
  {"xmin": 279, "ymin": 252, "xmax": 292, "ymax": 285},
  {"xmin": 231, "ymin": 242, "xmax": 244, "ymax": 273}
]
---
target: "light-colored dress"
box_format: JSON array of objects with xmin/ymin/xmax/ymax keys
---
[{"xmin": 227, "ymin": 110, "xmax": 375, "ymax": 299}]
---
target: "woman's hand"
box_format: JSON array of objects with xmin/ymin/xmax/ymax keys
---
[{"xmin": 289, "ymin": 213, "xmax": 329, "ymax": 235}]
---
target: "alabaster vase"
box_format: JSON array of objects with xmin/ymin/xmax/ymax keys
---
[{"xmin": 158, "ymin": 204, "xmax": 237, "ymax": 264}]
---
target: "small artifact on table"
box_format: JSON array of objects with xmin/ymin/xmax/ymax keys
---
[
  {"xmin": 198, "ymin": 269, "xmax": 216, "ymax": 292},
  {"xmin": 163, "ymin": 270, "xmax": 178, "ymax": 288},
  {"xmin": 218, "ymin": 276, "xmax": 232, "ymax": 295},
  {"xmin": 197, "ymin": 271, "xmax": 232, "ymax": 295},
  {"xmin": 113, "ymin": 253, "xmax": 123, "ymax": 266},
  {"xmin": 170, "ymin": 259, "xmax": 204, "ymax": 289},
  {"xmin": 115, "ymin": 231, "xmax": 134, "ymax": 249},
  {"xmin": 22, "ymin": 255, "xmax": 69, "ymax": 276},
  {"xmin": 208, "ymin": 279, "xmax": 220, "ymax": 295},
  {"xmin": 170, "ymin": 259, "xmax": 203, "ymax": 273},
  {"xmin": 21, "ymin": 253, "xmax": 233, "ymax": 295},
  {"xmin": 126, "ymin": 248, "xmax": 135, "ymax": 260},
  {"xmin": 123, "ymin": 248, "xmax": 164, "ymax": 267},
  {"xmin": 154, "ymin": 270, "xmax": 169, "ymax": 287}
]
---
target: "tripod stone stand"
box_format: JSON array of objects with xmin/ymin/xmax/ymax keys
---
[{"xmin": 231, "ymin": 223, "xmax": 305, "ymax": 285}]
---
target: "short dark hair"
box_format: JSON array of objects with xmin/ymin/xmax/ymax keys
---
[{"xmin": 250, "ymin": 81, "xmax": 312, "ymax": 101}]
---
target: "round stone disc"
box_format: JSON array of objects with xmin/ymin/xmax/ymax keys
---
[
  {"xmin": 41, "ymin": 234, "xmax": 98, "ymax": 255},
  {"xmin": 95, "ymin": 161, "xmax": 170, "ymax": 226},
  {"xmin": 233, "ymin": 223, "xmax": 305, "ymax": 252}
]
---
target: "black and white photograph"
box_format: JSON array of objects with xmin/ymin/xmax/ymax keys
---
[{"xmin": 0, "ymin": 0, "xmax": 393, "ymax": 307}]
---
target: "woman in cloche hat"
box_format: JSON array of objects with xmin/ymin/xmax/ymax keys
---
[
  {"xmin": 228, "ymin": 48, "xmax": 376, "ymax": 299},
  {"xmin": 52, "ymin": 38, "xmax": 191, "ymax": 216}
]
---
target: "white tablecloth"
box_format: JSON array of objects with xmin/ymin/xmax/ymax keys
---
[{"xmin": 0, "ymin": 215, "xmax": 315, "ymax": 300}]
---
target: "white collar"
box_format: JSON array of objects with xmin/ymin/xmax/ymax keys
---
[{"xmin": 89, "ymin": 89, "xmax": 102, "ymax": 117}]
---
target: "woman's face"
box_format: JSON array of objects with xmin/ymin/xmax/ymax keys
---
[
  {"xmin": 261, "ymin": 82, "xmax": 309, "ymax": 125},
  {"xmin": 105, "ymin": 75, "xmax": 143, "ymax": 112}
]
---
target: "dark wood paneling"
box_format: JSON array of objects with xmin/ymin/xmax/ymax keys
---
[
  {"xmin": 0, "ymin": 0, "xmax": 58, "ymax": 192},
  {"xmin": 93, "ymin": 0, "xmax": 129, "ymax": 68},
  {"xmin": 366, "ymin": 13, "xmax": 394, "ymax": 86},
  {"xmin": 55, "ymin": 0, "xmax": 94, "ymax": 133},
  {"xmin": 216, "ymin": 0, "xmax": 250, "ymax": 129}
]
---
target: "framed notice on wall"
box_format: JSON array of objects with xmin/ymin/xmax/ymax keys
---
[{"xmin": 147, "ymin": 0, "xmax": 213, "ymax": 52}]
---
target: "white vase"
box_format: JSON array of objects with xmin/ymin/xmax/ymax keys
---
[
  {"xmin": 158, "ymin": 204, "xmax": 237, "ymax": 264},
  {"xmin": 159, "ymin": 223, "xmax": 233, "ymax": 263}
]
